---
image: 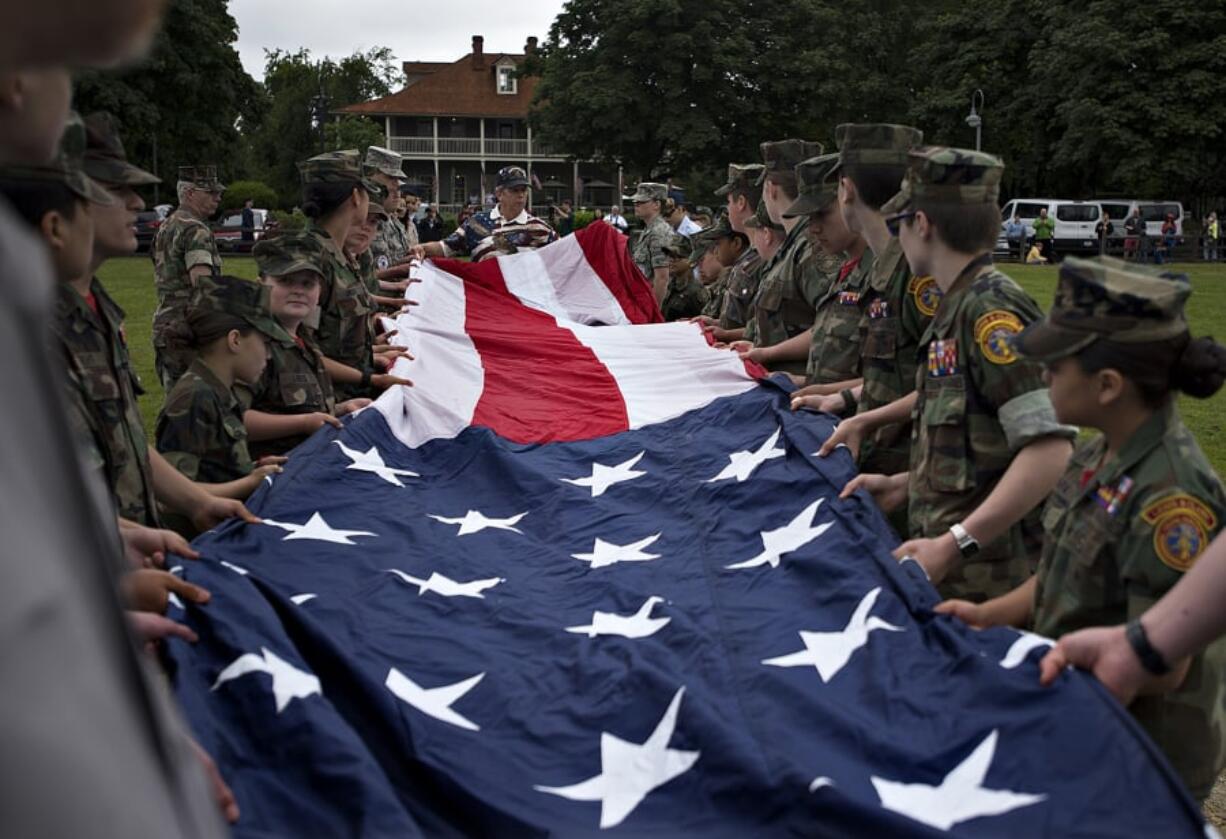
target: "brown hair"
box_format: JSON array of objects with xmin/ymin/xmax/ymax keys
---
[
  {"xmin": 1075, "ymin": 335, "xmax": 1226, "ymax": 407},
  {"xmin": 842, "ymin": 163, "xmax": 907, "ymax": 211},
  {"xmin": 765, "ymin": 172, "xmax": 798, "ymax": 201},
  {"xmin": 912, "ymin": 200, "xmax": 1001, "ymax": 253},
  {"xmin": 728, "ymin": 183, "xmax": 762, "ymax": 212}
]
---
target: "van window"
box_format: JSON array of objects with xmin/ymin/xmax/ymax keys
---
[
  {"xmin": 1000, "ymin": 201, "xmax": 1016, "ymax": 219},
  {"xmin": 1099, "ymin": 203, "xmax": 1131, "ymax": 219},
  {"xmin": 1056, "ymin": 205, "xmax": 1099, "ymax": 222},
  {"xmin": 1015, "ymin": 202, "xmax": 1047, "ymax": 218},
  {"xmin": 1140, "ymin": 203, "xmax": 1180, "ymax": 222}
]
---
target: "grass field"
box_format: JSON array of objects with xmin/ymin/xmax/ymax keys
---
[{"xmin": 98, "ymin": 256, "xmax": 1226, "ymax": 473}]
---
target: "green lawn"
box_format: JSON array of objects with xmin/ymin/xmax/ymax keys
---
[{"xmin": 98, "ymin": 256, "xmax": 1226, "ymax": 473}]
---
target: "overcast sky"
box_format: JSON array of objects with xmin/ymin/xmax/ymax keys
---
[{"xmin": 231, "ymin": 0, "xmax": 567, "ymax": 80}]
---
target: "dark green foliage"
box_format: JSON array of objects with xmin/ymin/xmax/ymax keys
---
[{"xmin": 220, "ymin": 180, "xmax": 279, "ymax": 212}]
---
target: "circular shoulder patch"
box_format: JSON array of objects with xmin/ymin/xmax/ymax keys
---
[
  {"xmin": 908, "ymin": 275, "xmax": 940, "ymax": 317},
  {"xmin": 1142, "ymin": 492, "xmax": 1217, "ymax": 572},
  {"xmin": 376, "ymin": 255, "xmax": 390, "ymax": 270},
  {"xmin": 973, "ymin": 310, "xmax": 1025, "ymax": 365}
]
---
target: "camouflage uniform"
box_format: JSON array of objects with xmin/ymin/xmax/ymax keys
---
[
  {"xmin": 701, "ymin": 267, "xmax": 730, "ymax": 320},
  {"xmin": 1016, "ymin": 257, "xmax": 1226, "ymax": 800},
  {"xmin": 152, "ymin": 166, "xmax": 225, "ymax": 390},
  {"xmin": 365, "ymin": 147, "xmax": 410, "ymax": 270},
  {"xmin": 46, "ymin": 114, "xmax": 159, "ymax": 524},
  {"xmin": 155, "ymin": 275, "xmax": 285, "ymax": 483},
  {"xmin": 718, "ymin": 248, "xmax": 761, "ymax": 331},
  {"xmin": 713, "ymin": 163, "xmax": 764, "ymax": 210},
  {"xmin": 746, "ymin": 140, "xmax": 833, "ymax": 371},
  {"xmin": 246, "ymin": 234, "xmax": 339, "ymax": 458},
  {"xmin": 693, "ymin": 217, "xmax": 732, "ymax": 320},
  {"xmin": 659, "ymin": 234, "xmax": 709, "ymax": 321},
  {"xmin": 833, "ymin": 124, "xmax": 930, "ymax": 476},
  {"xmin": 892, "ymin": 149, "xmax": 1074, "ymax": 601},
  {"xmin": 299, "ymin": 151, "xmax": 382, "ymax": 399},
  {"xmin": 627, "ymin": 183, "xmax": 674, "ymax": 282}
]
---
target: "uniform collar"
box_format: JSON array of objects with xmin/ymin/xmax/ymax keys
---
[
  {"xmin": 187, "ymin": 357, "xmax": 240, "ymax": 407},
  {"xmin": 490, "ymin": 205, "xmax": 530, "ymax": 224},
  {"xmin": 869, "ymin": 237, "xmax": 905, "ymax": 292},
  {"xmin": 1089, "ymin": 402, "xmax": 1178, "ymax": 491}
]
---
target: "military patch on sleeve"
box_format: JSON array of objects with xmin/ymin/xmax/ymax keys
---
[
  {"xmin": 907, "ymin": 275, "xmax": 940, "ymax": 317},
  {"xmin": 376, "ymin": 255, "xmax": 390, "ymax": 271},
  {"xmin": 973, "ymin": 310, "xmax": 1024, "ymax": 365},
  {"xmin": 1141, "ymin": 493, "xmax": 1218, "ymax": 572}
]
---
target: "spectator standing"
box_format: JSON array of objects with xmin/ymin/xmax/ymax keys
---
[
  {"xmin": 1095, "ymin": 212, "xmax": 1114, "ymax": 256},
  {"xmin": 606, "ymin": 205, "xmax": 628, "ymax": 232},
  {"xmin": 1032, "ymin": 206, "xmax": 1056, "ymax": 263},
  {"xmin": 1203, "ymin": 212, "xmax": 1218, "ymax": 262},
  {"xmin": 1004, "ymin": 214, "xmax": 1026, "ymax": 261},
  {"xmin": 1156, "ymin": 213, "xmax": 1178, "ymax": 265},
  {"xmin": 1124, "ymin": 208, "xmax": 1144, "ymax": 261},
  {"xmin": 555, "ymin": 199, "xmax": 574, "ymax": 236},
  {"xmin": 240, "ymin": 197, "xmax": 255, "ymax": 244},
  {"xmin": 668, "ymin": 197, "xmax": 703, "ymax": 237},
  {"xmin": 418, "ymin": 205, "xmax": 444, "ymax": 243}
]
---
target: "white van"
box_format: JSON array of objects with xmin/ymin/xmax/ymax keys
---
[
  {"xmin": 1095, "ymin": 200, "xmax": 1138, "ymax": 238},
  {"xmin": 1137, "ymin": 201, "xmax": 1185, "ymax": 237},
  {"xmin": 998, "ymin": 199, "xmax": 1106, "ymax": 257}
]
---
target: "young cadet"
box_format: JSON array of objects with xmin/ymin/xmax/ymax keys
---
[
  {"xmin": 364, "ymin": 145, "xmax": 409, "ymax": 269},
  {"xmin": 813, "ymin": 124, "xmax": 932, "ymax": 478},
  {"xmin": 152, "ymin": 164, "xmax": 224, "ymax": 390},
  {"xmin": 156, "ymin": 275, "xmax": 284, "ymax": 491},
  {"xmin": 742, "ymin": 153, "xmax": 873, "ymax": 391},
  {"xmin": 659, "ymin": 233, "xmax": 709, "ymax": 321},
  {"xmin": 626, "ymin": 182, "xmax": 674, "ymax": 302},
  {"xmin": 707, "ymin": 164, "xmax": 765, "ymax": 341},
  {"xmin": 695, "ymin": 215, "xmax": 735, "ymax": 322},
  {"xmin": 739, "ymin": 139, "xmax": 835, "ymax": 375},
  {"xmin": 244, "ymin": 232, "xmax": 371, "ymax": 457},
  {"xmin": 838, "ymin": 147, "xmax": 1075, "ymax": 601},
  {"xmin": 936, "ymin": 257, "xmax": 1226, "ymax": 800}
]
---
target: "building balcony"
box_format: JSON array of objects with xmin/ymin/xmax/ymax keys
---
[{"xmin": 387, "ymin": 136, "xmax": 566, "ymax": 160}]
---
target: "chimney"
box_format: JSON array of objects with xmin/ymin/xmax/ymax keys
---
[
  {"xmin": 472, "ymin": 35, "xmax": 484, "ymax": 70},
  {"xmin": 525, "ymin": 36, "xmax": 538, "ymax": 55}
]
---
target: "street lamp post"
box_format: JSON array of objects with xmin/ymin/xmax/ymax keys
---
[{"xmin": 965, "ymin": 89, "xmax": 985, "ymax": 151}]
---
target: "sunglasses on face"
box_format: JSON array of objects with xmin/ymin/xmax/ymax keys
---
[{"xmin": 885, "ymin": 211, "xmax": 917, "ymax": 237}]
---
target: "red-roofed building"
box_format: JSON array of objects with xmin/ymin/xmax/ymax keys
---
[{"xmin": 339, "ymin": 35, "xmax": 622, "ymax": 215}]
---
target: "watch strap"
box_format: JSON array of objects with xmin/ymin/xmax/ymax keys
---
[{"xmin": 1126, "ymin": 618, "xmax": 1171, "ymax": 676}]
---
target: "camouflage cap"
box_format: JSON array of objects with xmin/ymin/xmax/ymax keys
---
[
  {"xmin": 253, "ymin": 231, "xmax": 325, "ymax": 281},
  {"xmin": 881, "ymin": 146, "xmax": 1004, "ymax": 216},
  {"xmin": 367, "ymin": 201, "xmax": 389, "ymax": 220},
  {"xmin": 178, "ymin": 165, "xmax": 226, "ymax": 193},
  {"xmin": 363, "ymin": 146, "xmax": 404, "ymax": 179},
  {"xmin": 782, "ymin": 153, "xmax": 841, "ymax": 219},
  {"xmin": 624, "ymin": 182, "xmax": 668, "ymax": 203},
  {"xmin": 82, "ymin": 112, "xmax": 160, "ymax": 187},
  {"xmin": 755, "ymin": 139, "xmax": 825, "ymax": 185},
  {"xmin": 743, "ymin": 198, "xmax": 784, "ymax": 232},
  {"xmin": 661, "ymin": 232, "xmax": 694, "ymax": 260},
  {"xmin": 191, "ymin": 274, "xmax": 287, "ymax": 342},
  {"xmin": 1012, "ymin": 256, "xmax": 1192, "ymax": 362},
  {"xmin": 0, "ymin": 113, "xmax": 117, "ymax": 206},
  {"xmin": 299, "ymin": 150, "xmax": 382, "ymax": 196},
  {"xmin": 834, "ymin": 123, "xmax": 923, "ymax": 171},
  {"xmin": 714, "ymin": 163, "xmax": 765, "ymax": 197},
  {"xmin": 701, "ymin": 213, "xmax": 734, "ymax": 240}
]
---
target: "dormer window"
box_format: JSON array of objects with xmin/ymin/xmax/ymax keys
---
[{"xmin": 496, "ymin": 61, "xmax": 517, "ymax": 95}]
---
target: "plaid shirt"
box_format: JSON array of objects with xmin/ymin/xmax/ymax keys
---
[{"xmin": 442, "ymin": 206, "xmax": 557, "ymax": 261}]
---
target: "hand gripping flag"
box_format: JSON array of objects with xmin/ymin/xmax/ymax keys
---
[{"xmin": 168, "ymin": 223, "xmax": 1213, "ymax": 837}]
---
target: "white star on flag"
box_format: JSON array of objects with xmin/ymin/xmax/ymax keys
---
[
  {"xmin": 262, "ymin": 512, "xmax": 377, "ymax": 545},
  {"xmin": 571, "ymin": 533, "xmax": 662, "ymax": 569},
  {"xmin": 707, "ymin": 428, "xmax": 786, "ymax": 483},
  {"xmin": 871, "ymin": 730, "xmax": 1046, "ymax": 830},
  {"xmin": 427, "ymin": 510, "xmax": 527, "ymax": 536},
  {"xmin": 535, "ymin": 686, "xmax": 700, "ymax": 829},
  {"xmin": 726, "ymin": 498, "xmax": 832, "ymax": 570},
  {"xmin": 385, "ymin": 668, "xmax": 485, "ymax": 731},
  {"xmin": 387, "ymin": 568, "xmax": 505, "ymax": 599},
  {"xmin": 762, "ymin": 587, "xmax": 904, "ymax": 681},
  {"xmin": 333, "ymin": 440, "xmax": 419, "ymax": 487},
  {"xmin": 999, "ymin": 631, "xmax": 1055, "ymax": 670},
  {"xmin": 212, "ymin": 647, "xmax": 321, "ymax": 713},
  {"xmin": 562, "ymin": 451, "xmax": 647, "ymax": 497},
  {"xmin": 566, "ymin": 596, "xmax": 670, "ymax": 639}
]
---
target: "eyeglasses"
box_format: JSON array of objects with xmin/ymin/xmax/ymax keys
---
[{"xmin": 885, "ymin": 211, "xmax": 917, "ymax": 237}]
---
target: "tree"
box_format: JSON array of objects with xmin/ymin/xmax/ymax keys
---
[
  {"xmin": 245, "ymin": 47, "xmax": 402, "ymax": 206},
  {"xmin": 73, "ymin": 0, "xmax": 260, "ymax": 198}
]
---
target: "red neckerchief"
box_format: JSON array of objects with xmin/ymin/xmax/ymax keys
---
[
  {"xmin": 836, "ymin": 255, "xmax": 862, "ymax": 285},
  {"xmin": 84, "ymin": 291, "xmax": 100, "ymax": 317}
]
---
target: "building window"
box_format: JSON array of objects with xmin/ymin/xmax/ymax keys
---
[{"xmin": 497, "ymin": 64, "xmax": 517, "ymax": 95}]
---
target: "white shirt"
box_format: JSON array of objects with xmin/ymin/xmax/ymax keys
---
[
  {"xmin": 676, "ymin": 214, "xmax": 702, "ymax": 237},
  {"xmin": 605, "ymin": 212, "xmax": 628, "ymax": 232}
]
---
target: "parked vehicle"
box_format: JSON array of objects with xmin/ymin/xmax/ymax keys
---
[
  {"xmin": 134, "ymin": 206, "xmax": 169, "ymax": 253},
  {"xmin": 1096, "ymin": 200, "xmax": 1138, "ymax": 236},
  {"xmin": 1138, "ymin": 201, "xmax": 1185, "ymax": 238},
  {"xmin": 213, "ymin": 209, "xmax": 273, "ymax": 253},
  {"xmin": 996, "ymin": 199, "xmax": 1108, "ymax": 258}
]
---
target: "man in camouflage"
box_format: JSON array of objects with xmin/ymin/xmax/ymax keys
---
[
  {"xmin": 659, "ymin": 232, "xmax": 709, "ymax": 321},
  {"xmin": 941, "ymin": 256, "xmax": 1226, "ymax": 800},
  {"xmin": 842, "ymin": 146, "xmax": 1075, "ymax": 602},
  {"xmin": 695, "ymin": 216, "xmax": 734, "ymax": 321},
  {"xmin": 56, "ymin": 112, "xmax": 162, "ymax": 525},
  {"xmin": 740, "ymin": 139, "xmax": 838, "ymax": 376},
  {"xmin": 152, "ymin": 164, "xmax": 224, "ymax": 390},
  {"xmin": 626, "ymin": 182, "xmax": 674, "ymax": 303},
  {"xmin": 710, "ymin": 200, "xmax": 772, "ymax": 343},
  {"xmin": 365, "ymin": 146, "xmax": 410, "ymax": 270}
]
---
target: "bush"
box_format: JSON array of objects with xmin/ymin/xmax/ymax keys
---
[
  {"xmin": 572, "ymin": 210, "xmax": 596, "ymax": 231},
  {"xmin": 221, "ymin": 180, "xmax": 280, "ymax": 213},
  {"xmin": 440, "ymin": 216, "xmax": 458, "ymax": 237},
  {"xmin": 268, "ymin": 208, "xmax": 308, "ymax": 231}
]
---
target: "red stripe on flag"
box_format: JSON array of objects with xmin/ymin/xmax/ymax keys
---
[
  {"xmin": 573, "ymin": 222, "xmax": 664, "ymax": 324},
  {"xmin": 433, "ymin": 257, "xmax": 631, "ymax": 443}
]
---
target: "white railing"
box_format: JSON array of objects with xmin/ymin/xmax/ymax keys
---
[{"xmin": 388, "ymin": 136, "xmax": 569, "ymax": 159}]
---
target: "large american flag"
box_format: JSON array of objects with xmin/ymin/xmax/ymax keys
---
[{"xmin": 168, "ymin": 223, "xmax": 1208, "ymax": 837}]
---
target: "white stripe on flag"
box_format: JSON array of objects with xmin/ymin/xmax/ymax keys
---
[{"xmin": 499, "ymin": 235, "xmax": 630, "ymax": 325}]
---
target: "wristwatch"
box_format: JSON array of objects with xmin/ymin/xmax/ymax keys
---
[
  {"xmin": 949, "ymin": 522, "xmax": 980, "ymax": 558},
  {"xmin": 1126, "ymin": 618, "xmax": 1171, "ymax": 676}
]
